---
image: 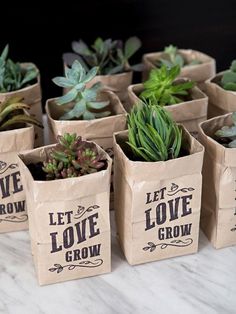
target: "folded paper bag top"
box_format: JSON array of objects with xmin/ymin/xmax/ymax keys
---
[
  {"xmin": 17, "ymin": 143, "xmax": 112, "ymax": 202},
  {"xmin": 46, "ymin": 90, "xmax": 127, "ymax": 149},
  {"xmin": 113, "ymin": 127, "xmax": 204, "ymax": 265},
  {"xmin": 17, "ymin": 142, "xmax": 112, "ymax": 285},
  {"xmin": 127, "ymin": 82, "xmax": 208, "ymax": 137},
  {"xmin": 199, "ymin": 113, "xmax": 236, "ymax": 249},
  {"xmin": 142, "ymin": 49, "xmax": 216, "ymax": 83},
  {"xmin": 205, "ymin": 72, "xmax": 236, "ymax": 118}
]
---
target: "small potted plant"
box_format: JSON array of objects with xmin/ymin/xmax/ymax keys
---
[
  {"xmin": 46, "ymin": 60, "xmax": 127, "ymax": 151},
  {"xmin": 63, "ymin": 36, "xmax": 142, "ymax": 105},
  {"xmin": 0, "ymin": 45, "xmax": 43, "ymax": 146},
  {"xmin": 142, "ymin": 45, "xmax": 216, "ymax": 88},
  {"xmin": 0, "ymin": 96, "xmax": 42, "ymax": 233},
  {"xmin": 113, "ymin": 104, "xmax": 204, "ymax": 265},
  {"xmin": 128, "ymin": 64, "xmax": 208, "ymax": 137},
  {"xmin": 199, "ymin": 112, "xmax": 236, "ymax": 249},
  {"xmin": 18, "ymin": 133, "xmax": 112, "ymax": 285},
  {"xmin": 205, "ymin": 59, "xmax": 236, "ymax": 118}
]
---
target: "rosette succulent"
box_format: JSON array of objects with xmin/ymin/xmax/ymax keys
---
[
  {"xmin": 0, "ymin": 96, "xmax": 42, "ymax": 131},
  {"xmin": 156, "ymin": 45, "xmax": 201, "ymax": 69},
  {"xmin": 221, "ymin": 60, "xmax": 236, "ymax": 91},
  {"xmin": 53, "ymin": 60, "xmax": 111, "ymax": 120},
  {"xmin": 0, "ymin": 45, "xmax": 38, "ymax": 92},
  {"xmin": 215, "ymin": 112, "xmax": 236, "ymax": 148},
  {"xmin": 127, "ymin": 104, "xmax": 182, "ymax": 162},
  {"xmin": 63, "ymin": 36, "xmax": 142, "ymax": 75},
  {"xmin": 140, "ymin": 65, "xmax": 194, "ymax": 106},
  {"xmin": 42, "ymin": 133, "xmax": 106, "ymax": 180}
]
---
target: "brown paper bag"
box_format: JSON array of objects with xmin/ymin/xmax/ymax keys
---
[
  {"xmin": 199, "ymin": 113, "xmax": 236, "ymax": 249},
  {"xmin": 18, "ymin": 143, "xmax": 112, "ymax": 285},
  {"xmin": 0, "ymin": 126, "xmax": 34, "ymax": 233},
  {"xmin": 128, "ymin": 83, "xmax": 208, "ymax": 138},
  {"xmin": 0, "ymin": 63, "xmax": 43, "ymax": 147},
  {"xmin": 142, "ymin": 49, "xmax": 216, "ymax": 90},
  {"xmin": 113, "ymin": 128, "xmax": 204, "ymax": 265},
  {"xmin": 205, "ymin": 72, "xmax": 236, "ymax": 118}
]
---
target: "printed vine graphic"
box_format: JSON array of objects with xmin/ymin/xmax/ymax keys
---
[
  {"xmin": 48, "ymin": 259, "xmax": 104, "ymax": 273},
  {"xmin": 74, "ymin": 205, "xmax": 100, "ymax": 219},
  {"xmin": 231, "ymin": 225, "xmax": 236, "ymax": 232},
  {"xmin": 143, "ymin": 238, "xmax": 193, "ymax": 252},
  {"xmin": 0, "ymin": 161, "xmax": 18, "ymax": 174},
  {"xmin": 232, "ymin": 181, "xmax": 236, "ymax": 232},
  {"xmin": 167, "ymin": 183, "xmax": 195, "ymax": 196},
  {"xmin": 0, "ymin": 214, "xmax": 28, "ymax": 223}
]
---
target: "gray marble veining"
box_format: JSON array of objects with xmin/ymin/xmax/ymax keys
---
[{"xmin": 0, "ymin": 213, "xmax": 236, "ymax": 314}]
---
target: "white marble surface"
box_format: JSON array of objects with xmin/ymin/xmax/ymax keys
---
[{"xmin": 0, "ymin": 212, "xmax": 236, "ymax": 314}]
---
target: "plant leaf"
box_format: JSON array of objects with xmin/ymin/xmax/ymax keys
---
[{"xmin": 124, "ymin": 37, "xmax": 141, "ymax": 59}]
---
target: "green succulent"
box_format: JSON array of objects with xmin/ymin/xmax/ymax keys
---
[
  {"xmin": 127, "ymin": 104, "xmax": 182, "ymax": 162},
  {"xmin": 140, "ymin": 65, "xmax": 194, "ymax": 106},
  {"xmin": 0, "ymin": 96, "xmax": 43, "ymax": 131},
  {"xmin": 156, "ymin": 45, "xmax": 201, "ymax": 69},
  {"xmin": 215, "ymin": 112, "xmax": 236, "ymax": 148},
  {"xmin": 0, "ymin": 45, "xmax": 38, "ymax": 93},
  {"xmin": 42, "ymin": 133, "xmax": 106, "ymax": 180},
  {"xmin": 53, "ymin": 60, "xmax": 111, "ymax": 120},
  {"xmin": 221, "ymin": 60, "xmax": 236, "ymax": 91},
  {"xmin": 63, "ymin": 36, "xmax": 142, "ymax": 75}
]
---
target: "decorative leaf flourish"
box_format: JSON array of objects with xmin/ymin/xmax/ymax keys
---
[
  {"xmin": 74, "ymin": 205, "xmax": 100, "ymax": 219},
  {"xmin": 143, "ymin": 238, "xmax": 193, "ymax": 252},
  {"xmin": 0, "ymin": 214, "xmax": 28, "ymax": 223},
  {"xmin": 167, "ymin": 183, "xmax": 195, "ymax": 196},
  {"xmin": 48, "ymin": 259, "xmax": 103, "ymax": 273}
]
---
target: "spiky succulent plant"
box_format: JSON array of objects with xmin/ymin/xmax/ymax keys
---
[
  {"xmin": 221, "ymin": 60, "xmax": 236, "ymax": 91},
  {"xmin": 63, "ymin": 36, "xmax": 142, "ymax": 75},
  {"xmin": 127, "ymin": 103, "xmax": 182, "ymax": 162},
  {"xmin": 140, "ymin": 65, "xmax": 194, "ymax": 106},
  {"xmin": 0, "ymin": 45, "xmax": 38, "ymax": 93},
  {"xmin": 156, "ymin": 45, "xmax": 201, "ymax": 69},
  {"xmin": 42, "ymin": 133, "xmax": 106, "ymax": 180},
  {"xmin": 0, "ymin": 96, "xmax": 42, "ymax": 131},
  {"xmin": 53, "ymin": 60, "xmax": 111, "ymax": 120},
  {"xmin": 215, "ymin": 112, "xmax": 236, "ymax": 148}
]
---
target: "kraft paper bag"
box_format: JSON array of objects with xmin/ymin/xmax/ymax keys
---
[
  {"xmin": 128, "ymin": 83, "xmax": 208, "ymax": 138},
  {"xmin": 0, "ymin": 126, "xmax": 34, "ymax": 233},
  {"xmin": 64, "ymin": 63, "xmax": 132, "ymax": 108},
  {"xmin": 0, "ymin": 63, "xmax": 43, "ymax": 147},
  {"xmin": 199, "ymin": 113, "xmax": 236, "ymax": 249},
  {"xmin": 113, "ymin": 127, "xmax": 204, "ymax": 265},
  {"xmin": 205, "ymin": 72, "xmax": 236, "ymax": 118},
  {"xmin": 142, "ymin": 49, "xmax": 216, "ymax": 90},
  {"xmin": 18, "ymin": 143, "xmax": 112, "ymax": 285}
]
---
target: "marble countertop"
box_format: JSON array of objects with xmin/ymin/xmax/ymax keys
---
[{"xmin": 0, "ymin": 212, "xmax": 236, "ymax": 314}]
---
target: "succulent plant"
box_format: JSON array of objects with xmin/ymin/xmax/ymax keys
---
[
  {"xmin": 127, "ymin": 103, "xmax": 182, "ymax": 162},
  {"xmin": 221, "ymin": 60, "xmax": 236, "ymax": 91},
  {"xmin": 63, "ymin": 36, "xmax": 142, "ymax": 75},
  {"xmin": 0, "ymin": 45, "xmax": 38, "ymax": 93},
  {"xmin": 140, "ymin": 65, "xmax": 194, "ymax": 106},
  {"xmin": 215, "ymin": 112, "xmax": 236, "ymax": 148},
  {"xmin": 0, "ymin": 96, "xmax": 42, "ymax": 131},
  {"xmin": 53, "ymin": 60, "xmax": 111, "ymax": 120},
  {"xmin": 156, "ymin": 45, "xmax": 201, "ymax": 69},
  {"xmin": 42, "ymin": 133, "xmax": 106, "ymax": 180}
]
